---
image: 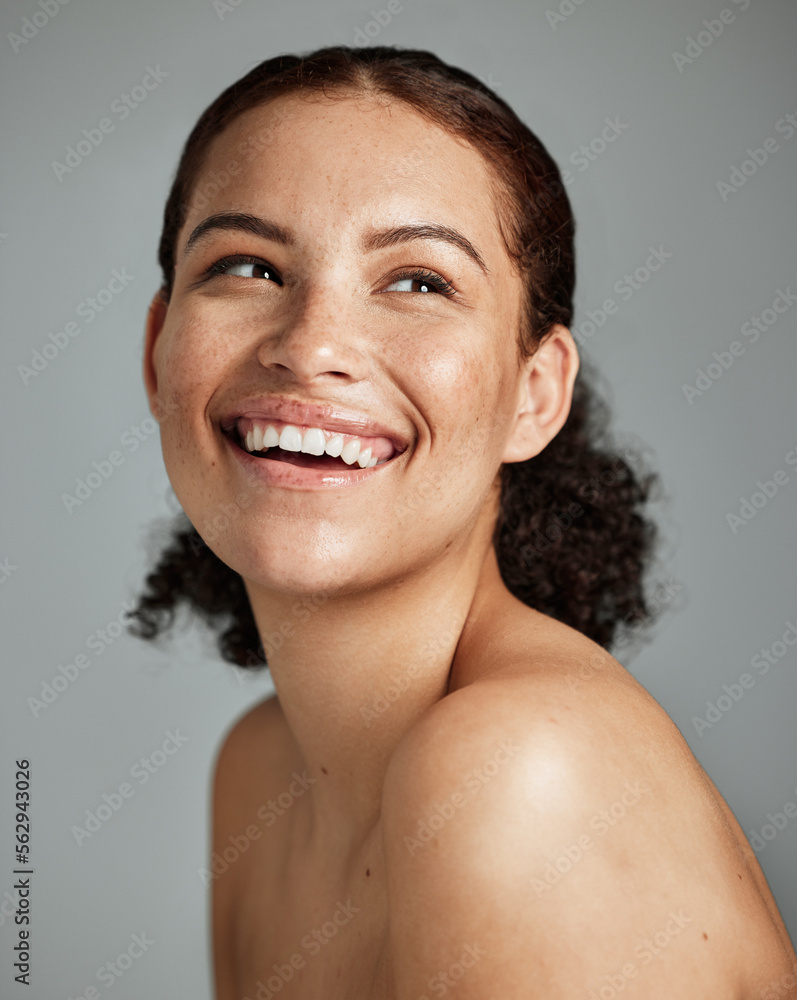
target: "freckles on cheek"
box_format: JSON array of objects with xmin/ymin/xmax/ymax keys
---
[
  {"xmin": 162, "ymin": 317, "xmax": 230, "ymax": 393},
  {"xmin": 414, "ymin": 347, "xmax": 473, "ymax": 395},
  {"xmin": 416, "ymin": 347, "xmax": 500, "ymax": 458}
]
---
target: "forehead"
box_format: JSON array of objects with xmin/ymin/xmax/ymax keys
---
[{"xmin": 186, "ymin": 91, "xmax": 509, "ymax": 266}]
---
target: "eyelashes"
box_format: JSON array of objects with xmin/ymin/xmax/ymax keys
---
[
  {"xmin": 388, "ymin": 266, "xmax": 456, "ymax": 297},
  {"xmin": 200, "ymin": 254, "xmax": 457, "ymax": 298},
  {"xmin": 203, "ymin": 254, "xmax": 277, "ymax": 281}
]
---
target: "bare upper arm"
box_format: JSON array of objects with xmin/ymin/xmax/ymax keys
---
[{"xmin": 380, "ymin": 671, "xmax": 796, "ymax": 998}]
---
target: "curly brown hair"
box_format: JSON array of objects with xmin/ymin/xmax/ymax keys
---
[{"xmin": 126, "ymin": 44, "xmax": 664, "ymax": 668}]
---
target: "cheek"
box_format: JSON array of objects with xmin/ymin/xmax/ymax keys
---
[
  {"xmin": 412, "ymin": 339, "xmax": 504, "ymax": 432},
  {"xmin": 156, "ymin": 312, "xmax": 231, "ymax": 415},
  {"xmin": 154, "ymin": 314, "xmax": 233, "ymax": 473},
  {"xmin": 412, "ymin": 346, "xmax": 468, "ymax": 394},
  {"xmin": 404, "ymin": 339, "xmax": 508, "ymax": 495}
]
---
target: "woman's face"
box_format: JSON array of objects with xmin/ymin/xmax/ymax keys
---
[{"xmin": 144, "ymin": 91, "xmax": 542, "ymax": 597}]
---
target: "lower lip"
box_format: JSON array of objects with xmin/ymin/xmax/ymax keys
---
[{"xmin": 222, "ymin": 431, "xmax": 392, "ymax": 489}]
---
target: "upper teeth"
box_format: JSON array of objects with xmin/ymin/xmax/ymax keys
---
[{"xmin": 243, "ymin": 423, "xmax": 381, "ymax": 468}]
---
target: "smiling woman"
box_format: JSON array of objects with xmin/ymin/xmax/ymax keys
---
[{"xmin": 125, "ymin": 45, "xmax": 796, "ymax": 999}]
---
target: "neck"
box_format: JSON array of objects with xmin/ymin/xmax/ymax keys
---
[{"xmin": 243, "ymin": 520, "xmax": 510, "ymax": 862}]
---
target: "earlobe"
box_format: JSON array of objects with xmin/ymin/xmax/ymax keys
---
[
  {"xmin": 143, "ymin": 290, "xmax": 168, "ymax": 422},
  {"xmin": 502, "ymin": 324, "xmax": 580, "ymax": 464}
]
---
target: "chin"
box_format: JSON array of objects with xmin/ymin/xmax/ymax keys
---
[{"xmin": 200, "ymin": 515, "xmax": 398, "ymax": 601}]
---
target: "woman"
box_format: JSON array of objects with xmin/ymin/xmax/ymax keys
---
[{"xmin": 128, "ymin": 45, "xmax": 797, "ymax": 998}]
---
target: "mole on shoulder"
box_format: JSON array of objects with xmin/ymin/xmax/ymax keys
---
[
  {"xmin": 702, "ymin": 932, "xmax": 708, "ymax": 940},
  {"xmin": 366, "ymin": 868, "xmax": 370, "ymax": 877},
  {"xmin": 321, "ymin": 767, "xmax": 328, "ymax": 774}
]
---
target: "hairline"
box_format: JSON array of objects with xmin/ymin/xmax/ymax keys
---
[{"xmin": 164, "ymin": 83, "xmax": 533, "ymax": 357}]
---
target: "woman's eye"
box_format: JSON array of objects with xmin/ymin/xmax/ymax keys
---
[
  {"xmin": 204, "ymin": 255, "xmax": 280, "ymax": 282},
  {"xmin": 200, "ymin": 257, "xmax": 454, "ymax": 297},
  {"xmin": 383, "ymin": 268, "xmax": 456, "ymax": 297}
]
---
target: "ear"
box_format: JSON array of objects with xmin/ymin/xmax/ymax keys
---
[
  {"xmin": 143, "ymin": 290, "xmax": 169, "ymax": 422},
  {"xmin": 502, "ymin": 324, "xmax": 580, "ymax": 463}
]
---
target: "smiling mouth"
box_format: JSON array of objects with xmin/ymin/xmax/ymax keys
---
[
  {"xmin": 234, "ymin": 440, "xmax": 357, "ymax": 470},
  {"xmin": 223, "ymin": 424, "xmax": 400, "ymax": 472}
]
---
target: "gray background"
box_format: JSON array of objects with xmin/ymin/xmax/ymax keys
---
[{"xmin": 1, "ymin": 0, "xmax": 795, "ymax": 995}]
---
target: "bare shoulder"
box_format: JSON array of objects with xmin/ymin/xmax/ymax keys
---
[
  {"xmin": 210, "ymin": 693, "xmax": 291, "ymax": 1000},
  {"xmin": 382, "ymin": 606, "xmax": 797, "ymax": 998},
  {"xmin": 213, "ymin": 693, "xmax": 286, "ymax": 778}
]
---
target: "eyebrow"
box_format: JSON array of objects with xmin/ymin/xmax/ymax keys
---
[{"xmin": 181, "ymin": 211, "xmax": 490, "ymax": 274}]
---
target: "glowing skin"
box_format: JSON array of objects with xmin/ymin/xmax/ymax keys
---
[
  {"xmin": 145, "ymin": 94, "xmax": 569, "ymax": 595},
  {"xmin": 143, "ymin": 91, "xmax": 577, "ymax": 844},
  {"xmin": 143, "ymin": 91, "xmax": 795, "ymax": 998}
]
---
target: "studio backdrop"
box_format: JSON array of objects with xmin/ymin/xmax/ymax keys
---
[{"xmin": 1, "ymin": 0, "xmax": 795, "ymax": 996}]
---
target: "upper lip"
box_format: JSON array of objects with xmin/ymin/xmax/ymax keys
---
[{"xmin": 219, "ymin": 396, "xmax": 410, "ymax": 452}]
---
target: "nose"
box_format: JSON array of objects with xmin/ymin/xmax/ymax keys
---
[{"xmin": 256, "ymin": 285, "xmax": 370, "ymax": 385}]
